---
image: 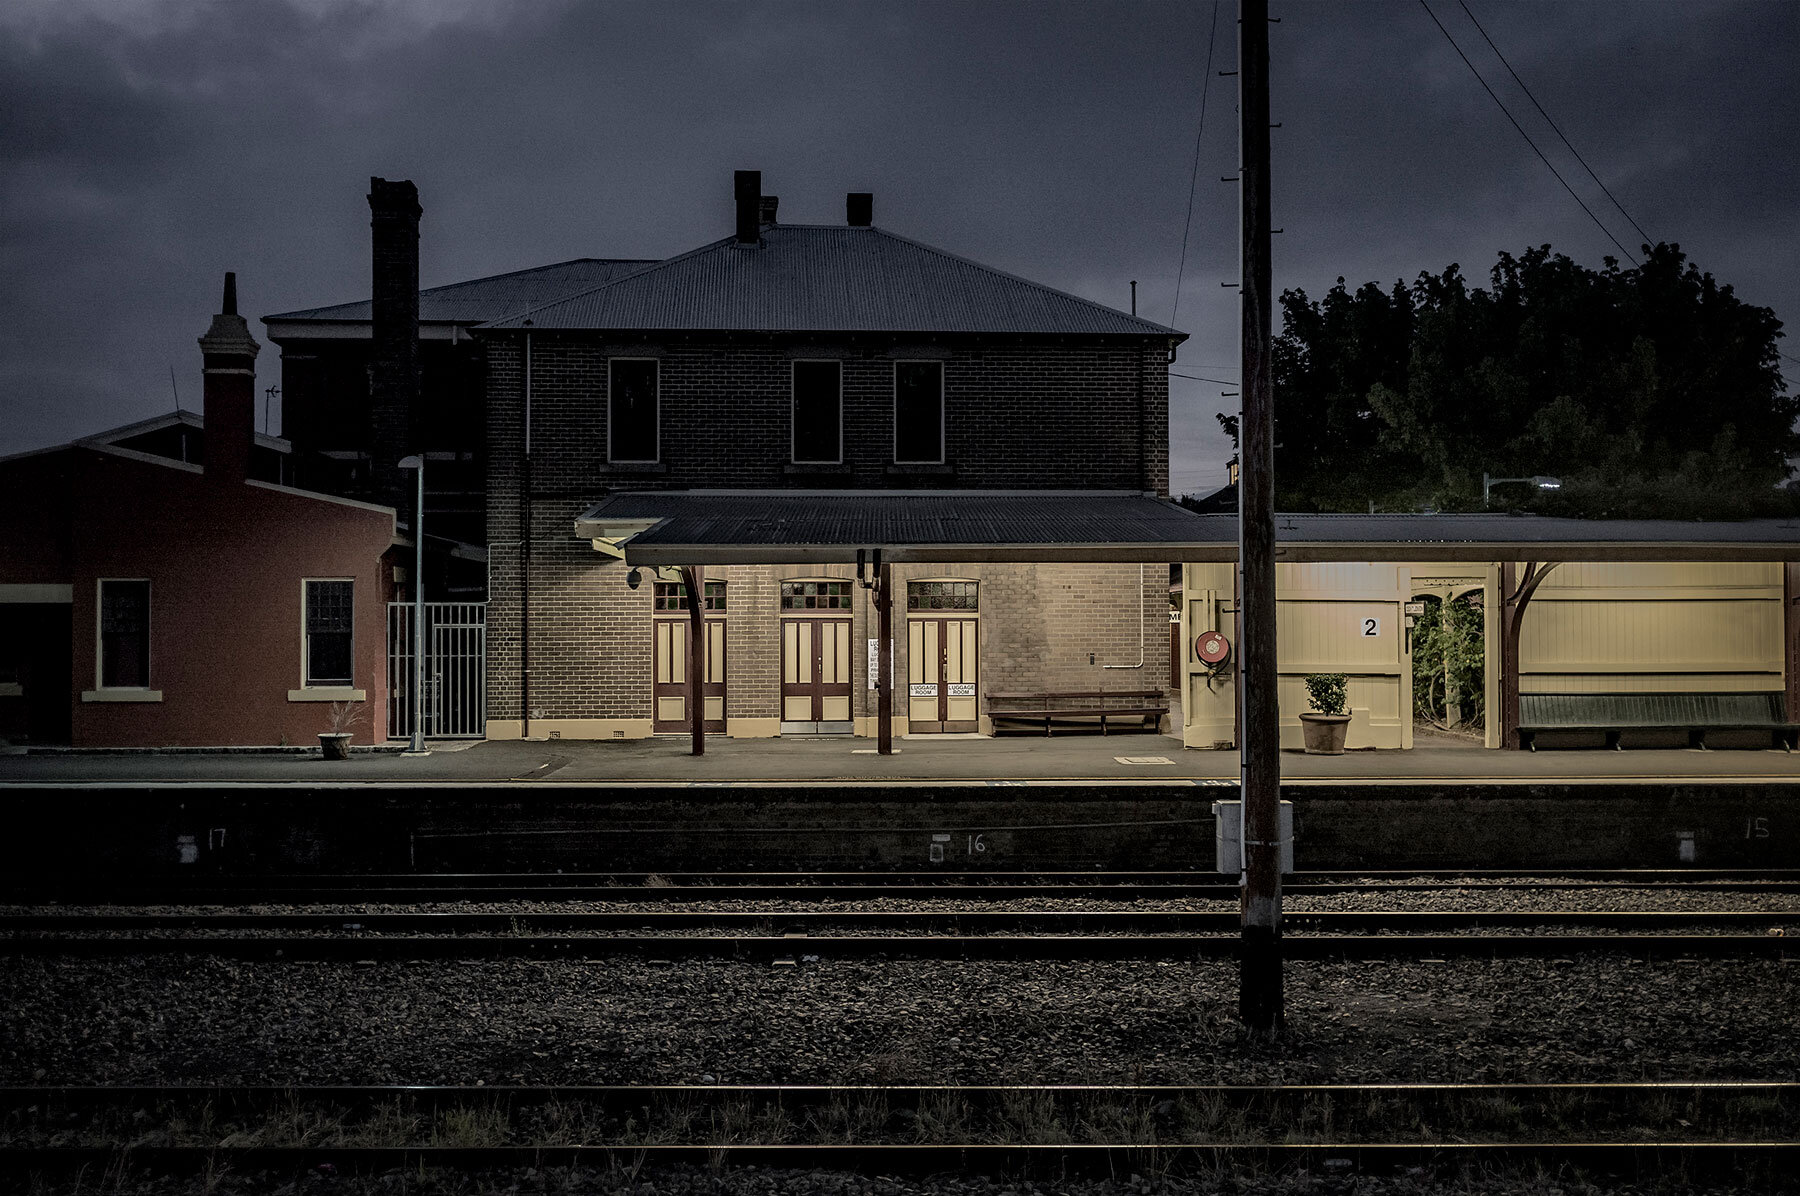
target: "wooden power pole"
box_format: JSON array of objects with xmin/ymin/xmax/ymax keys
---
[{"xmin": 1237, "ymin": 0, "xmax": 1283, "ymax": 1035}]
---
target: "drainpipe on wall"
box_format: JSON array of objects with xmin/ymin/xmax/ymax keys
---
[{"xmin": 520, "ymin": 332, "xmax": 532, "ymax": 740}]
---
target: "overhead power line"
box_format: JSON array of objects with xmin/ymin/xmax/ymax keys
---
[
  {"xmin": 1170, "ymin": 0, "xmax": 1222, "ymax": 329},
  {"xmin": 1418, "ymin": 0, "xmax": 1639, "ymax": 266},
  {"xmin": 1170, "ymin": 371, "xmax": 1239, "ymax": 385},
  {"xmin": 1457, "ymin": 0, "xmax": 1654, "ymax": 250}
]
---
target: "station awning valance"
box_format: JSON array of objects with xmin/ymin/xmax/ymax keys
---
[
  {"xmin": 574, "ymin": 490, "xmax": 1225, "ymax": 565},
  {"xmin": 574, "ymin": 491, "xmax": 1800, "ymax": 565}
]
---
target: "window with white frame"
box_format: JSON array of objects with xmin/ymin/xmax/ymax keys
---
[
  {"xmin": 609, "ymin": 358, "xmax": 659, "ymax": 463},
  {"xmin": 98, "ymin": 579, "xmax": 150, "ymax": 688},
  {"xmin": 792, "ymin": 360, "xmax": 842, "ymax": 463},
  {"xmin": 304, "ymin": 579, "xmax": 354, "ymax": 687},
  {"xmin": 894, "ymin": 361, "xmax": 944, "ymax": 463}
]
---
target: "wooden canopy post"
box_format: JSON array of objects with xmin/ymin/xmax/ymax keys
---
[
  {"xmin": 1499, "ymin": 560, "xmax": 1558, "ymax": 749},
  {"xmin": 681, "ymin": 564, "xmax": 705, "ymax": 757},
  {"xmin": 877, "ymin": 560, "xmax": 894, "ymax": 755},
  {"xmin": 1786, "ymin": 564, "xmax": 1800, "ymax": 726}
]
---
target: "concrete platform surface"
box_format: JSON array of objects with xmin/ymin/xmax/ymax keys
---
[{"xmin": 2, "ymin": 731, "xmax": 1798, "ymax": 785}]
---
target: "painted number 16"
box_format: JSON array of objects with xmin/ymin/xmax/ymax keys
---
[{"xmin": 967, "ymin": 834, "xmax": 986, "ymax": 856}]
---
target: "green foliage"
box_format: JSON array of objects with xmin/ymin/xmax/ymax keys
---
[
  {"xmin": 1412, "ymin": 594, "xmax": 1485, "ymax": 728},
  {"xmin": 1218, "ymin": 243, "xmax": 1799, "ymax": 517},
  {"xmin": 1303, "ymin": 673, "xmax": 1348, "ymax": 716}
]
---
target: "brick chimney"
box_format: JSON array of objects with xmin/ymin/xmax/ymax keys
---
[
  {"xmin": 846, "ymin": 192, "xmax": 873, "ymax": 227},
  {"xmin": 198, "ymin": 271, "xmax": 260, "ymax": 486},
  {"xmin": 734, "ymin": 170, "xmax": 760, "ymax": 246},
  {"xmin": 367, "ymin": 176, "xmax": 421, "ymax": 506}
]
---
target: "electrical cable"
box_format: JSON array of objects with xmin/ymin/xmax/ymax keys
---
[
  {"xmin": 1418, "ymin": 0, "xmax": 1639, "ymax": 266},
  {"xmin": 1171, "ymin": 0, "xmax": 1221, "ymax": 329},
  {"xmin": 1170, "ymin": 371, "xmax": 1239, "ymax": 385},
  {"xmin": 1457, "ymin": 0, "xmax": 1653, "ymax": 250}
]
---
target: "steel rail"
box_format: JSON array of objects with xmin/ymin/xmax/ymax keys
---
[
  {"xmin": 0, "ymin": 909, "xmax": 1792, "ymax": 932},
  {"xmin": 2, "ymin": 932, "xmax": 1791, "ymax": 960},
  {"xmin": 1, "ymin": 1142, "xmax": 1794, "ymax": 1180}
]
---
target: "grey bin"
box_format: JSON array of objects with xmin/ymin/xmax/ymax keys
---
[{"xmin": 1212, "ymin": 800, "xmax": 1294, "ymax": 874}]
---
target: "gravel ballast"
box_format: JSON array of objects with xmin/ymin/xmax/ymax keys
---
[{"xmin": 2, "ymin": 954, "xmax": 1794, "ymax": 1088}]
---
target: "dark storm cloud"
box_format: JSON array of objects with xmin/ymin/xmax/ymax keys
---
[{"xmin": 1, "ymin": 0, "xmax": 1794, "ymax": 501}]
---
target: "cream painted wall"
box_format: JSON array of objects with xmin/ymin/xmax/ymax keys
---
[
  {"xmin": 1518, "ymin": 562, "xmax": 1783, "ymax": 695},
  {"xmin": 1181, "ymin": 562, "xmax": 1412, "ymax": 750}
]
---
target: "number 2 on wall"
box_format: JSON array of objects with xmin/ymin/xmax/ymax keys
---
[{"xmin": 1362, "ymin": 617, "xmax": 1381, "ymax": 637}]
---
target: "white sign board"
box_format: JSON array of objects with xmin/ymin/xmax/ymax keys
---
[
  {"xmin": 948, "ymin": 682, "xmax": 976, "ymax": 698},
  {"xmin": 1404, "ymin": 601, "xmax": 1427, "ymax": 616},
  {"xmin": 866, "ymin": 639, "xmax": 895, "ymax": 690},
  {"xmin": 909, "ymin": 683, "xmax": 938, "ymax": 697},
  {"xmin": 1361, "ymin": 616, "xmax": 1382, "ymax": 637}
]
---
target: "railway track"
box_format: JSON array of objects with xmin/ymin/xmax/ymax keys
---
[
  {"xmin": 1, "ymin": 1083, "xmax": 1793, "ymax": 1181},
  {"xmin": 8, "ymin": 868, "xmax": 1799, "ymax": 905}
]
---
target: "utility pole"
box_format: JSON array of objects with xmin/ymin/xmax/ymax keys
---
[{"xmin": 1237, "ymin": 0, "xmax": 1283, "ymax": 1036}]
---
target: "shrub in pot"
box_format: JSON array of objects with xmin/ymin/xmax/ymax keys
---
[
  {"xmin": 1299, "ymin": 672, "xmax": 1350, "ymax": 755},
  {"xmin": 319, "ymin": 699, "xmax": 365, "ymax": 761}
]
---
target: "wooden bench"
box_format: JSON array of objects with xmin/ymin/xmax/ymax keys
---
[
  {"xmin": 1518, "ymin": 692, "xmax": 1799, "ymax": 752},
  {"xmin": 986, "ymin": 689, "xmax": 1170, "ymax": 737}
]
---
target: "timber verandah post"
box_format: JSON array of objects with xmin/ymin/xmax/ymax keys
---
[
  {"xmin": 681, "ymin": 565, "xmax": 706, "ymax": 756},
  {"xmin": 877, "ymin": 561, "xmax": 894, "ymax": 756},
  {"xmin": 1499, "ymin": 560, "xmax": 1559, "ymax": 750}
]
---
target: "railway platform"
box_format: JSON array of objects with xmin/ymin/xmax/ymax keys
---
[{"xmin": 3, "ymin": 727, "xmax": 1799, "ymax": 785}]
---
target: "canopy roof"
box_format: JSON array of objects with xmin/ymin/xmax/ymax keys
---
[{"xmin": 574, "ymin": 492, "xmax": 1800, "ymax": 565}]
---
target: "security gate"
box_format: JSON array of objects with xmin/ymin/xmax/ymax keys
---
[{"xmin": 388, "ymin": 602, "xmax": 487, "ymax": 739}]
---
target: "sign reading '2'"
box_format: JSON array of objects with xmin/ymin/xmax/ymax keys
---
[{"xmin": 1362, "ymin": 617, "xmax": 1382, "ymax": 637}]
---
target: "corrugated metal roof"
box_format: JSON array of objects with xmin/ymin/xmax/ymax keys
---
[
  {"xmin": 481, "ymin": 226, "xmax": 1183, "ymax": 337},
  {"xmin": 263, "ymin": 258, "xmax": 658, "ymax": 324},
  {"xmin": 573, "ymin": 495, "xmax": 1800, "ymax": 565}
]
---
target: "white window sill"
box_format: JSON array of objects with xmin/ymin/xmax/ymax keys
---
[
  {"xmin": 81, "ymin": 689, "xmax": 163, "ymax": 703},
  {"xmin": 289, "ymin": 687, "xmax": 367, "ymax": 702}
]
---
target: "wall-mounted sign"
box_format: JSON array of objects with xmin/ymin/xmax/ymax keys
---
[
  {"xmin": 866, "ymin": 639, "xmax": 894, "ymax": 689},
  {"xmin": 1361, "ymin": 617, "xmax": 1382, "ymax": 637},
  {"xmin": 909, "ymin": 683, "xmax": 938, "ymax": 697},
  {"xmin": 1404, "ymin": 601, "xmax": 1427, "ymax": 616},
  {"xmin": 947, "ymin": 683, "xmax": 976, "ymax": 698}
]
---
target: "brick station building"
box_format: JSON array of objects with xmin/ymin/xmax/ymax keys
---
[{"xmin": 477, "ymin": 173, "xmax": 1194, "ymax": 741}]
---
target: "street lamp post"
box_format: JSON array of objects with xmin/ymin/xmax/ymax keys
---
[
  {"xmin": 398, "ymin": 455, "xmax": 426, "ymax": 754},
  {"xmin": 1482, "ymin": 474, "xmax": 1562, "ymax": 506}
]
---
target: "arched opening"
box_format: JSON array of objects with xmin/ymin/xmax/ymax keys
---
[{"xmin": 1411, "ymin": 586, "xmax": 1485, "ymax": 741}]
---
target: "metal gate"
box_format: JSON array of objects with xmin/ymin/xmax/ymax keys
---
[{"xmin": 388, "ymin": 602, "xmax": 487, "ymax": 739}]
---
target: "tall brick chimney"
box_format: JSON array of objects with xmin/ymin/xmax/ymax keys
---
[
  {"xmin": 198, "ymin": 270, "xmax": 259, "ymax": 486},
  {"xmin": 733, "ymin": 170, "xmax": 760, "ymax": 246},
  {"xmin": 367, "ymin": 176, "xmax": 421, "ymax": 506}
]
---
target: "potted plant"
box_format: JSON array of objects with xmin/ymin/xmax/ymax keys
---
[
  {"xmin": 319, "ymin": 699, "xmax": 365, "ymax": 760},
  {"xmin": 1299, "ymin": 673, "xmax": 1350, "ymax": 755}
]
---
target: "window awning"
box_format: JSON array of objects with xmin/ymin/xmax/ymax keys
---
[{"xmin": 573, "ymin": 492, "xmax": 1800, "ymax": 565}]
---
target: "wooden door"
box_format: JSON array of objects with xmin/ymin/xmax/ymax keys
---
[
  {"xmin": 780, "ymin": 617, "xmax": 853, "ymax": 733},
  {"xmin": 907, "ymin": 617, "xmax": 979, "ymax": 732},
  {"xmin": 653, "ymin": 618, "xmax": 726, "ymax": 733}
]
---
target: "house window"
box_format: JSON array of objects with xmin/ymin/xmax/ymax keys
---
[
  {"xmin": 609, "ymin": 358, "xmax": 659, "ymax": 463},
  {"xmin": 98, "ymin": 580, "xmax": 150, "ymax": 688},
  {"xmin": 792, "ymin": 360, "xmax": 842, "ymax": 464},
  {"xmin": 907, "ymin": 580, "xmax": 978, "ymax": 611},
  {"xmin": 780, "ymin": 580, "xmax": 852, "ymax": 610},
  {"xmin": 304, "ymin": 579, "xmax": 354, "ymax": 687},
  {"xmin": 894, "ymin": 361, "xmax": 944, "ymax": 463},
  {"xmin": 653, "ymin": 580, "xmax": 727, "ymax": 611}
]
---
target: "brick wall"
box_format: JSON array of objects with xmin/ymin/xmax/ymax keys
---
[
  {"xmin": 483, "ymin": 328, "xmax": 1176, "ymax": 734},
  {"xmin": 484, "ymin": 332, "xmax": 1170, "ymax": 494}
]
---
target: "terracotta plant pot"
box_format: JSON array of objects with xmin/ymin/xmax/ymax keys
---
[
  {"xmin": 1298, "ymin": 711, "xmax": 1350, "ymax": 755},
  {"xmin": 318, "ymin": 732, "xmax": 352, "ymax": 761}
]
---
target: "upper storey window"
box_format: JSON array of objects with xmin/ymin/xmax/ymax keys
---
[
  {"xmin": 894, "ymin": 361, "xmax": 944, "ymax": 463},
  {"xmin": 791, "ymin": 360, "xmax": 842, "ymax": 464},
  {"xmin": 609, "ymin": 358, "xmax": 659, "ymax": 463}
]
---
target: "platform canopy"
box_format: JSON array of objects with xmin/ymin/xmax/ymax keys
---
[{"xmin": 574, "ymin": 492, "xmax": 1800, "ymax": 565}]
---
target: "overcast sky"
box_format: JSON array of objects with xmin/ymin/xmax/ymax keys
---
[{"xmin": 3, "ymin": 0, "xmax": 1795, "ymax": 496}]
